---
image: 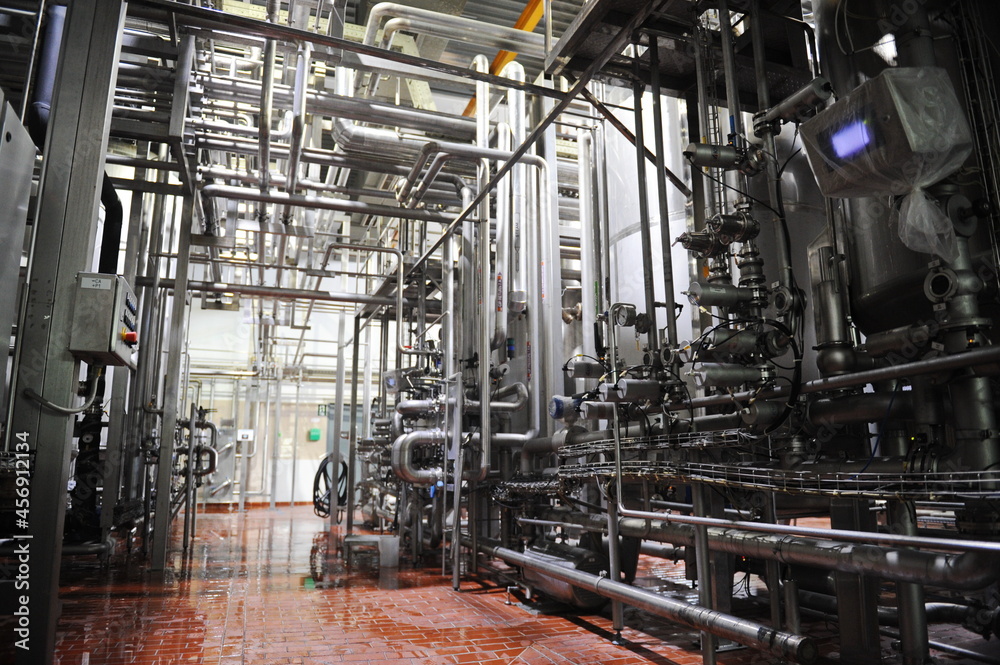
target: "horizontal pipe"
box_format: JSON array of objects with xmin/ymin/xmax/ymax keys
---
[
  {"xmin": 535, "ymin": 509, "xmax": 1000, "ymax": 589},
  {"xmin": 480, "ymin": 542, "xmax": 818, "ymax": 664},
  {"xmin": 200, "ymin": 184, "xmax": 456, "ymax": 223},
  {"xmin": 130, "ymin": 0, "xmax": 568, "ymax": 101},
  {"xmin": 667, "ymin": 346, "xmax": 1000, "ymax": 413},
  {"xmin": 137, "ymin": 277, "xmax": 400, "ymax": 307}
]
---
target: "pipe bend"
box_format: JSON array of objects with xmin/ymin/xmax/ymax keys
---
[
  {"xmin": 464, "ymin": 382, "xmax": 529, "ymax": 413},
  {"xmin": 390, "ymin": 429, "xmax": 445, "ymax": 486},
  {"xmin": 396, "ymin": 398, "xmax": 438, "ymax": 416}
]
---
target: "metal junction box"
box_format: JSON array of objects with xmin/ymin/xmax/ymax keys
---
[{"xmin": 69, "ymin": 272, "xmax": 139, "ymax": 369}]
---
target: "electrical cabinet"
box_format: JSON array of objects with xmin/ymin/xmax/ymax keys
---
[{"xmin": 69, "ymin": 272, "xmax": 139, "ymax": 369}]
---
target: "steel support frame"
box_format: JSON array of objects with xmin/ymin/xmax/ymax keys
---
[
  {"xmin": 7, "ymin": 1, "xmax": 126, "ymax": 661},
  {"xmin": 150, "ymin": 193, "xmax": 195, "ymax": 570}
]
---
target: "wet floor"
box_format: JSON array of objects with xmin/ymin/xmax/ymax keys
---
[{"xmin": 31, "ymin": 506, "xmax": 1000, "ymax": 664}]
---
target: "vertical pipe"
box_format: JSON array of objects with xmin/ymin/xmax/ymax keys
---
[
  {"xmin": 347, "ymin": 315, "xmax": 362, "ymax": 532},
  {"xmin": 270, "ymin": 371, "xmax": 282, "ymax": 508},
  {"xmin": 692, "ymin": 485, "xmax": 718, "ymax": 665},
  {"xmin": 607, "ymin": 499, "xmax": 625, "ymax": 637},
  {"xmin": 750, "ymin": 0, "xmax": 793, "ymax": 292},
  {"xmin": 716, "ymin": 0, "xmax": 744, "ymax": 141},
  {"xmin": 331, "ymin": 256, "xmax": 349, "ymax": 530},
  {"xmin": 151, "ymin": 194, "xmax": 194, "ymax": 570},
  {"xmin": 631, "ymin": 52, "xmax": 659, "ymax": 356},
  {"xmin": 648, "ymin": 36, "xmax": 678, "ymax": 349},
  {"xmin": 508, "ymin": 64, "xmax": 529, "ymax": 314},
  {"xmin": 577, "ymin": 129, "xmax": 597, "ymax": 358},
  {"xmin": 692, "ymin": 28, "xmax": 717, "ymax": 219},
  {"xmin": 290, "ymin": 379, "xmax": 301, "ymax": 504},
  {"xmin": 473, "ymin": 55, "xmax": 492, "ymax": 483},
  {"xmin": 890, "ymin": 501, "xmax": 929, "ymax": 665},
  {"xmin": 183, "ymin": 402, "xmax": 196, "ymax": 550}
]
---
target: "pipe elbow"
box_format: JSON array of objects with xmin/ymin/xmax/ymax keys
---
[{"xmin": 390, "ymin": 429, "xmax": 445, "ymax": 486}]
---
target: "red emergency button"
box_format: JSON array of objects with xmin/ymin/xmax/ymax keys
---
[{"xmin": 123, "ymin": 330, "xmax": 139, "ymax": 346}]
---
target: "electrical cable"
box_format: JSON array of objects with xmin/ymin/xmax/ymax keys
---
[{"xmin": 23, "ymin": 366, "xmax": 104, "ymax": 415}]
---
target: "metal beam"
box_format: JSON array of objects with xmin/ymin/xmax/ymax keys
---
[
  {"xmin": 150, "ymin": 195, "xmax": 195, "ymax": 570},
  {"xmin": 7, "ymin": 1, "xmax": 126, "ymax": 662}
]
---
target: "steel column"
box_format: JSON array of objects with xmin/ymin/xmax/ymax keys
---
[
  {"xmin": 7, "ymin": 1, "xmax": 125, "ymax": 660},
  {"xmin": 150, "ymin": 193, "xmax": 195, "ymax": 570}
]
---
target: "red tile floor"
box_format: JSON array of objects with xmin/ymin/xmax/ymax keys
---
[{"xmin": 39, "ymin": 506, "xmax": 1000, "ymax": 664}]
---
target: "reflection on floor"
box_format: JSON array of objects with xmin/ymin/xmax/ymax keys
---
[{"xmin": 45, "ymin": 506, "xmax": 1000, "ymax": 664}]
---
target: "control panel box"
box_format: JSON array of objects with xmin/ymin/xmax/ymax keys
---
[{"xmin": 69, "ymin": 272, "xmax": 139, "ymax": 369}]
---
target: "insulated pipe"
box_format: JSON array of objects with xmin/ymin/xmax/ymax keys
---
[
  {"xmin": 578, "ymin": 129, "xmax": 597, "ymax": 359},
  {"xmin": 363, "ymin": 3, "xmax": 545, "ymax": 58},
  {"xmin": 380, "ymin": 16, "xmax": 545, "ymax": 58},
  {"xmin": 474, "ymin": 53, "xmax": 492, "ymax": 484},
  {"xmin": 506, "ymin": 62, "xmax": 528, "ymax": 314},
  {"xmin": 391, "ymin": 429, "xmax": 445, "ymax": 485},
  {"xmin": 28, "ymin": 4, "xmax": 123, "ymax": 276},
  {"xmin": 278, "ymin": 41, "xmax": 312, "ymax": 221},
  {"xmin": 479, "ymin": 542, "xmax": 818, "ymax": 664},
  {"xmin": 258, "ymin": 0, "xmax": 279, "ymax": 194},
  {"xmin": 494, "ymin": 121, "xmax": 512, "ymax": 349}
]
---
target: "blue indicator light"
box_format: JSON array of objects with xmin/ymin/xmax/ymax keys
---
[{"xmin": 831, "ymin": 120, "xmax": 872, "ymax": 160}]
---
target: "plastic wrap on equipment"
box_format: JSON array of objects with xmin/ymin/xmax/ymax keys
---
[{"xmin": 800, "ymin": 68, "xmax": 972, "ymax": 260}]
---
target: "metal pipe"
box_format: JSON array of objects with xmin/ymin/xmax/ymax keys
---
[
  {"xmin": 692, "ymin": 486, "xmax": 718, "ymax": 665},
  {"xmin": 140, "ymin": 277, "xmax": 399, "ymax": 307},
  {"xmin": 577, "ymin": 129, "xmax": 597, "ymax": 360},
  {"xmin": 363, "ymin": 2, "xmax": 545, "ymax": 57},
  {"xmin": 464, "ymin": 382, "xmax": 529, "ymax": 414},
  {"xmin": 666, "ymin": 345, "xmax": 1000, "ymax": 413},
  {"xmin": 889, "ymin": 501, "xmax": 930, "ymax": 665},
  {"xmin": 278, "ymin": 41, "xmax": 312, "ymax": 221},
  {"xmin": 506, "ymin": 62, "xmax": 528, "ymax": 315},
  {"xmin": 539, "ymin": 508, "xmax": 1000, "ymax": 588},
  {"xmin": 316, "ymin": 241, "xmax": 431, "ymax": 357},
  {"xmin": 479, "ymin": 542, "xmax": 818, "ymax": 664},
  {"xmin": 391, "ymin": 429, "xmax": 445, "ymax": 485},
  {"xmin": 379, "ymin": 16, "xmax": 545, "ymax": 57},
  {"xmin": 136, "ymin": 0, "xmax": 570, "ymax": 103},
  {"xmin": 258, "ymin": 0, "xmax": 279, "ymax": 194},
  {"xmin": 648, "ymin": 35, "xmax": 679, "ymax": 349},
  {"xmin": 631, "ymin": 57, "xmax": 659, "ymax": 358},
  {"xmin": 199, "ymin": 183, "xmax": 456, "ymax": 223},
  {"xmin": 474, "ymin": 53, "xmax": 492, "ymax": 484},
  {"xmin": 750, "ymin": 0, "xmax": 794, "ymax": 294}
]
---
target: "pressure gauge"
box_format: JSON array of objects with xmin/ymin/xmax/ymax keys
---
[{"xmin": 613, "ymin": 304, "xmax": 637, "ymax": 327}]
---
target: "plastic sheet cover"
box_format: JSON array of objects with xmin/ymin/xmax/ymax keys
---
[{"xmin": 801, "ymin": 68, "xmax": 972, "ymax": 261}]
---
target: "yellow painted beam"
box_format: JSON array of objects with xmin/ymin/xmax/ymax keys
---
[{"xmin": 461, "ymin": 0, "xmax": 545, "ymax": 117}]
